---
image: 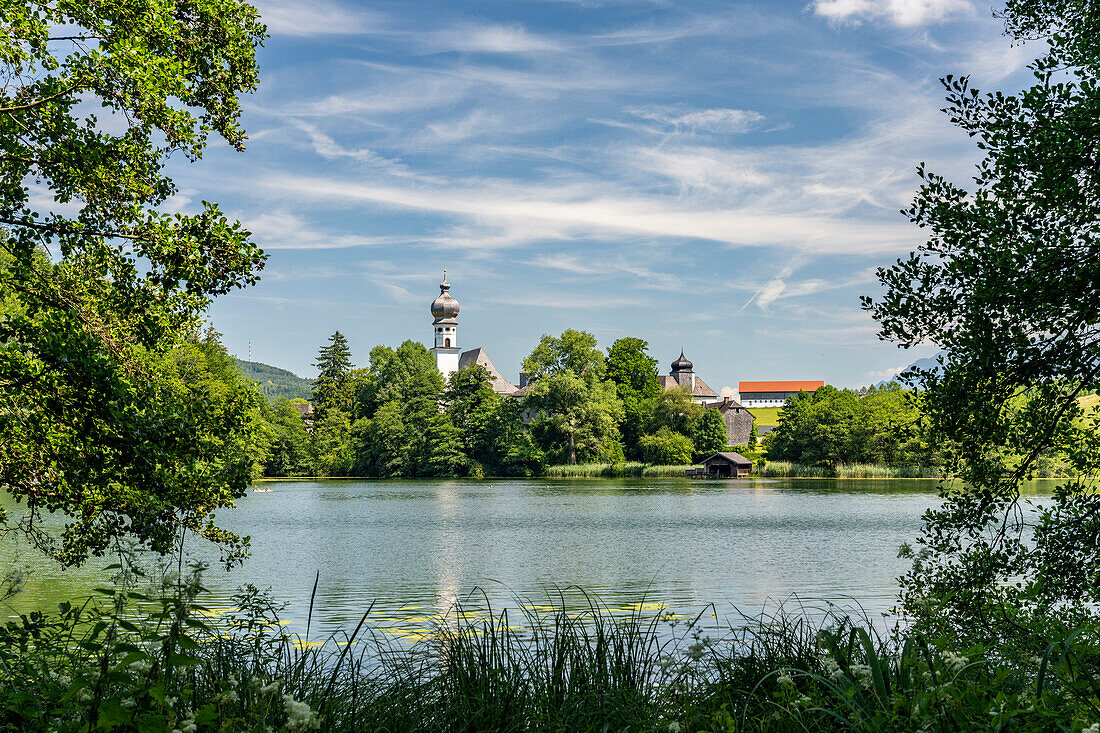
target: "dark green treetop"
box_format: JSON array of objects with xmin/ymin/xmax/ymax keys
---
[
  {"xmin": 605, "ymin": 337, "xmax": 660, "ymax": 399},
  {"xmin": 311, "ymin": 331, "xmax": 354, "ymax": 414}
]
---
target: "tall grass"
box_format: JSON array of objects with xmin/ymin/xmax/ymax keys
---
[
  {"xmin": 544, "ymin": 462, "xmax": 695, "ymax": 478},
  {"xmin": 755, "ymin": 462, "xmax": 944, "ymax": 479},
  {"xmin": 3, "ymin": 563, "xmax": 1099, "ymax": 732}
]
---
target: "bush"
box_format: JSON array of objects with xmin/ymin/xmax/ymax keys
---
[{"xmin": 638, "ymin": 427, "xmax": 694, "ymax": 465}]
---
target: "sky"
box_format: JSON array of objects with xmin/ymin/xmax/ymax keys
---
[{"xmin": 182, "ymin": 0, "xmax": 1039, "ymax": 392}]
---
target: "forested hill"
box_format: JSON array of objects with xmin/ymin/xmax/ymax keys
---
[{"xmin": 236, "ymin": 359, "xmax": 312, "ymax": 402}]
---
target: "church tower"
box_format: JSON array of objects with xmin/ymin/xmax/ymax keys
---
[{"xmin": 430, "ymin": 270, "xmax": 460, "ymax": 380}]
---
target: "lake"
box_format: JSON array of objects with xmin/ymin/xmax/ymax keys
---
[{"xmin": 0, "ymin": 478, "xmax": 1056, "ymax": 638}]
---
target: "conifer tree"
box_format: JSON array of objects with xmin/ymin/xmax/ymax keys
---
[{"xmin": 311, "ymin": 331, "xmax": 354, "ymax": 415}]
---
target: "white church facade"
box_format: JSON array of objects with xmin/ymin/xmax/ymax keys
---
[{"xmin": 429, "ymin": 272, "xmax": 518, "ymax": 396}]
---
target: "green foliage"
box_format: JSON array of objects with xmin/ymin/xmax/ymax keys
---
[
  {"xmin": 862, "ymin": 0, "xmax": 1100, "ymax": 647},
  {"xmin": 606, "ymin": 337, "xmax": 661, "ymax": 459},
  {"xmin": 310, "ymin": 331, "xmax": 354, "ymax": 416},
  {"xmin": 638, "ymin": 427, "xmax": 695, "ymax": 466},
  {"xmin": 311, "ymin": 408, "xmax": 353, "ymax": 477},
  {"xmin": 0, "ymin": 1, "xmax": 266, "ymax": 567},
  {"xmin": 444, "ymin": 364, "xmax": 501, "ymax": 469},
  {"xmin": 236, "ymin": 359, "xmax": 313, "ymax": 402},
  {"xmin": 605, "ymin": 337, "xmax": 660, "ymax": 398},
  {"xmin": 522, "ymin": 329, "xmax": 606, "ymax": 380},
  {"xmin": 691, "ymin": 409, "xmax": 729, "ymax": 456},
  {"xmin": 262, "ymin": 399, "xmax": 315, "ymax": 477},
  {"xmin": 767, "ymin": 385, "xmax": 934, "ymax": 469},
  {"xmin": 526, "ymin": 371, "xmax": 623, "ymax": 465},
  {"xmin": 643, "ymin": 386, "xmax": 703, "ymax": 436},
  {"xmin": 6, "ymin": 568, "xmax": 1100, "ymax": 733}
]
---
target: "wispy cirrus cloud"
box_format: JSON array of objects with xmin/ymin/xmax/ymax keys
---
[
  {"xmin": 811, "ymin": 0, "xmax": 974, "ymax": 27},
  {"xmin": 258, "ymin": 0, "xmax": 386, "ymax": 37},
  {"xmin": 256, "ymin": 173, "xmax": 917, "ymax": 255},
  {"xmin": 628, "ymin": 105, "xmax": 766, "ymax": 134}
]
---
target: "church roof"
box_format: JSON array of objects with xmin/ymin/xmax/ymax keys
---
[
  {"xmin": 459, "ymin": 347, "xmax": 518, "ymax": 396},
  {"xmin": 671, "ymin": 350, "xmax": 693, "ymax": 372},
  {"xmin": 431, "ymin": 277, "xmax": 460, "ymax": 321},
  {"xmin": 657, "ymin": 374, "xmax": 718, "ymax": 398}
]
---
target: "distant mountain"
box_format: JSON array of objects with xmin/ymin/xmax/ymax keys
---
[
  {"xmin": 876, "ymin": 353, "xmax": 944, "ymax": 389},
  {"xmin": 236, "ymin": 359, "xmax": 312, "ymax": 402}
]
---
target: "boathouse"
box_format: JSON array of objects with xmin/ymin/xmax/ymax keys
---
[{"xmin": 696, "ymin": 451, "xmax": 754, "ymax": 478}]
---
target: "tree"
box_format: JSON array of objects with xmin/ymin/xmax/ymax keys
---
[
  {"xmin": 444, "ymin": 364, "xmax": 501, "ymax": 471},
  {"xmin": 311, "ymin": 409, "xmax": 353, "ymax": 476},
  {"xmin": 490, "ymin": 399, "xmax": 545, "ymax": 477},
  {"xmin": 525, "ymin": 372, "xmax": 623, "ymax": 465},
  {"xmin": 644, "ymin": 386, "xmax": 702, "ymax": 437},
  {"xmin": 638, "ymin": 427, "xmax": 694, "ymax": 465},
  {"xmin": 606, "ymin": 338, "xmax": 660, "ymax": 398},
  {"xmin": 522, "ymin": 329, "xmax": 606, "ymax": 381},
  {"xmin": 311, "ymin": 331, "xmax": 354, "ymax": 415},
  {"xmin": 862, "ymin": 0, "xmax": 1100, "ymax": 645},
  {"xmin": 354, "ymin": 401, "xmax": 406, "ymax": 477},
  {"xmin": 263, "ymin": 399, "xmax": 314, "ymax": 477},
  {"xmin": 0, "ymin": 2, "xmax": 266, "ymax": 566},
  {"xmin": 691, "ymin": 408, "xmax": 729, "ymax": 455},
  {"xmin": 606, "ymin": 337, "xmax": 660, "ymax": 458}
]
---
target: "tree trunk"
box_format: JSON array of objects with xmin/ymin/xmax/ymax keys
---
[{"xmin": 568, "ymin": 431, "xmax": 576, "ymax": 465}]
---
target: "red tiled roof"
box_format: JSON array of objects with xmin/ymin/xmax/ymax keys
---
[{"xmin": 738, "ymin": 380, "xmax": 824, "ymax": 393}]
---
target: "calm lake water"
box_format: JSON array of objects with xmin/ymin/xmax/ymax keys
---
[{"xmin": 0, "ymin": 478, "xmax": 1056, "ymax": 638}]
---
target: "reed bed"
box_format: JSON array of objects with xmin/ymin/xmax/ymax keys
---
[
  {"xmin": 544, "ymin": 462, "xmax": 694, "ymax": 478},
  {"xmin": 755, "ymin": 462, "xmax": 944, "ymax": 479},
  {"xmin": 2, "ymin": 565, "xmax": 1097, "ymax": 732}
]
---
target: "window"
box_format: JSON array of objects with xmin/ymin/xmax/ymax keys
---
[{"xmin": 445, "ymin": 338, "xmax": 451, "ymax": 347}]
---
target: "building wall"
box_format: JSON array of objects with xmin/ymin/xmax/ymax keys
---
[{"xmin": 718, "ymin": 407, "xmax": 754, "ymax": 446}]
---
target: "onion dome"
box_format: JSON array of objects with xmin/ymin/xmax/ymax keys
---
[
  {"xmin": 671, "ymin": 350, "xmax": 693, "ymax": 372},
  {"xmin": 431, "ymin": 273, "xmax": 460, "ymax": 320}
]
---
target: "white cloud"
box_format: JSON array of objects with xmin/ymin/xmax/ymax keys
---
[
  {"xmin": 257, "ymin": 174, "xmax": 918, "ymax": 255},
  {"xmin": 424, "ymin": 24, "xmax": 564, "ymax": 54},
  {"xmin": 811, "ymin": 0, "xmax": 973, "ymax": 27},
  {"xmin": 865, "ymin": 366, "xmax": 908, "ymax": 378},
  {"xmin": 257, "ymin": 0, "xmax": 385, "ymax": 36},
  {"xmin": 240, "ymin": 210, "xmax": 416, "ymax": 250},
  {"xmin": 720, "ymin": 386, "xmax": 740, "ymax": 400},
  {"xmin": 629, "ymin": 105, "xmax": 766, "ymax": 134}
]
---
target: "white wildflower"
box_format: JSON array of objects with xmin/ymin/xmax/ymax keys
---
[
  {"xmin": 797, "ymin": 694, "xmax": 811, "ymax": 705},
  {"xmin": 178, "ymin": 715, "xmax": 197, "ymax": 733},
  {"xmin": 258, "ymin": 678, "xmax": 282, "ymax": 695},
  {"xmin": 667, "ymin": 723, "xmax": 681, "ymax": 733},
  {"xmin": 776, "ymin": 672, "xmax": 793, "ymax": 686},
  {"xmin": 283, "ymin": 694, "xmax": 321, "ymax": 732},
  {"xmin": 941, "ymin": 650, "xmax": 968, "ymax": 674},
  {"xmin": 850, "ymin": 663, "xmax": 873, "ymax": 690},
  {"xmin": 822, "ymin": 657, "xmax": 843, "ymax": 681},
  {"xmin": 219, "ymin": 689, "xmax": 239, "ymax": 704},
  {"xmin": 1082, "ymin": 724, "xmax": 1099, "ymax": 733},
  {"xmin": 128, "ymin": 659, "xmax": 152, "ymax": 675},
  {"xmin": 121, "ymin": 697, "xmax": 136, "ymax": 709}
]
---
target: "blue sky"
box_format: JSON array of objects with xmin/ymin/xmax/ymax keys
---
[{"xmin": 183, "ymin": 0, "xmax": 1037, "ymax": 392}]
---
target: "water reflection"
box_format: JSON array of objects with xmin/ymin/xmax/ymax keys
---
[{"xmin": 0, "ymin": 478, "xmax": 1057, "ymax": 637}]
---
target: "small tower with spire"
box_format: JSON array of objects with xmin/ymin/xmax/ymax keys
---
[
  {"xmin": 430, "ymin": 269, "xmax": 461, "ymax": 380},
  {"xmin": 670, "ymin": 350, "xmax": 696, "ymax": 392}
]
